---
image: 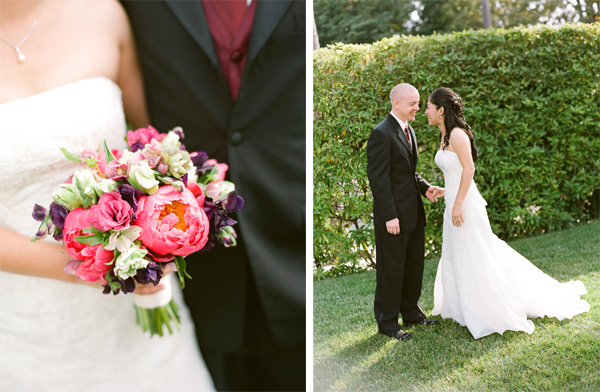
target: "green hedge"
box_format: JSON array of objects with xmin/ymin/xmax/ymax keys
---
[{"xmin": 313, "ymin": 23, "xmax": 600, "ymax": 279}]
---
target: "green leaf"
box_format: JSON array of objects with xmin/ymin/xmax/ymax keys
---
[
  {"xmin": 75, "ymin": 227, "xmax": 107, "ymax": 246},
  {"xmin": 75, "ymin": 234, "xmax": 104, "ymax": 246},
  {"xmin": 104, "ymin": 271, "xmax": 121, "ymax": 293},
  {"xmin": 173, "ymin": 255, "xmax": 192, "ymax": 289},
  {"xmin": 61, "ymin": 148, "xmax": 82, "ymax": 163},
  {"xmin": 103, "ymin": 139, "xmax": 116, "ymax": 162}
]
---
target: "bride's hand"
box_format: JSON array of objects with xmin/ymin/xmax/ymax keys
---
[
  {"xmin": 426, "ymin": 186, "xmax": 442, "ymax": 202},
  {"xmin": 134, "ymin": 262, "xmax": 175, "ymax": 295},
  {"xmin": 452, "ymin": 203, "xmax": 464, "ymax": 227}
]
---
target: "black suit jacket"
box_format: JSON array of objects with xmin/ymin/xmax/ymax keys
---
[
  {"xmin": 122, "ymin": 0, "xmax": 306, "ymax": 351},
  {"xmin": 367, "ymin": 114, "xmax": 430, "ymax": 232}
]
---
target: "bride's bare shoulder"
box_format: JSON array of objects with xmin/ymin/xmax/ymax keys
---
[{"xmin": 67, "ymin": 0, "xmax": 129, "ymax": 34}]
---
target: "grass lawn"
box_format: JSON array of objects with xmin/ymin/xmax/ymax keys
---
[{"xmin": 313, "ymin": 221, "xmax": 600, "ymax": 391}]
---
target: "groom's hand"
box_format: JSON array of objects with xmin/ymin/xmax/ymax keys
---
[
  {"xmin": 426, "ymin": 186, "xmax": 444, "ymax": 202},
  {"xmin": 386, "ymin": 218, "xmax": 400, "ymax": 235}
]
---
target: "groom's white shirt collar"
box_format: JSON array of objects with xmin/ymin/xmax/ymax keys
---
[{"xmin": 390, "ymin": 112, "xmax": 408, "ymax": 131}]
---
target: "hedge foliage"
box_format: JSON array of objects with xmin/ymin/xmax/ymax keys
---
[{"xmin": 313, "ymin": 23, "xmax": 600, "ymax": 279}]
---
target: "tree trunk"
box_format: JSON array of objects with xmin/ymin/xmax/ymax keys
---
[
  {"xmin": 313, "ymin": 14, "xmax": 320, "ymax": 50},
  {"xmin": 481, "ymin": 0, "xmax": 492, "ymax": 28}
]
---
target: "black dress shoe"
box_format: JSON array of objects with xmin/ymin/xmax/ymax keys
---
[
  {"xmin": 379, "ymin": 329, "xmax": 413, "ymax": 340},
  {"xmin": 404, "ymin": 318, "xmax": 439, "ymax": 327}
]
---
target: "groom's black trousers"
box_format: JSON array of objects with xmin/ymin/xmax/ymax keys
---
[{"xmin": 374, "ymin": 220, "xmax": 426, "ymax": 332}]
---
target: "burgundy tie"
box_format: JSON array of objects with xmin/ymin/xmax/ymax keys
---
[{"xmin": 404, "ymin": 126, "xmax": 412, "ymax": 151}]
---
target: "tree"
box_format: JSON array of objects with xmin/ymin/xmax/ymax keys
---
[
  {"xmin": 313, "ymin": 0, "xmax": 415, "ymax": 46},
  {"xmin": 314, "ymin": 0, "xmax": 599, "ymax": 45},
  {"xmin": 415, "ymin": 0, "xmax": 599, "ymax": 32},
  {"xmin": 414, "ymin": 0, "xmax": 483, "ymax": 34},
  {"xmin": 482, "ymin": 0, "xmax": 492, "ymax": 28}
]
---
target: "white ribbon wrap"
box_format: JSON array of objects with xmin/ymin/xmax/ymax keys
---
[{"xmin": 132, "ymin": 275, "xmax": 174, "ymax": 309}]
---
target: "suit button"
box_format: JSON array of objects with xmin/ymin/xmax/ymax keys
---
[
  {"xmin": 231, "ymin": 51, "xmax": 244, "ymax": 63},
  {"xmin": 230, "ymin": 132, "xmax": 243, "ymax": 146}
]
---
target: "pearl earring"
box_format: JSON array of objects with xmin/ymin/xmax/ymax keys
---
[{"xmin": 439, "ymin": 115, "xmax": 442, "ymax": 119}]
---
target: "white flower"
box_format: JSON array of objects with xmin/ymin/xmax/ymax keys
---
[
  {"xmin": 128, "ymin": 161, "xmax": 159, "ymax": 194},
  {"xmin": 53, "ymin": 169, "xmax": 99, "ymax": 209},
  {"xmin": 114, "ymin": 242, "xmax": 149, "ymax": 280},
  {"xmin": 95, "ymin": 178, "xmax": 117, "ymax": 196},
  {"xmin": 160, "ymin": 131, "xmax": 181, "ymax": 153},
  {"xmin": 73, "ymin": 170, "xmax": 99, "ymax": 208},
  {"xmin": 105, "ymin": 226, "xmax": 143, "ymax": 253}
]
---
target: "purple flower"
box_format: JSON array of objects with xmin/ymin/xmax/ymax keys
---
[
  {"xmin": 130, "ymin": 140, "xmax": 145, "ymax": 153},
  {"xmin": 224, "ymin": 192, "xmax": 244, "ymax": 213},
  {"xmin": 121, "ymin": 277, "xmax": 136, "ymax": 294},
  {"xmin": 134, "ymin": 262, "xmax": 164, "ymax": 286},
  {"xmin": 49, "ymin": 202, "xmax": 68, "ymax": 230},
  {"xmin": 172, "ymin": 127, "xmax": 185, "ymax": 140},
  {"xmin": 32, "ymin": 204, "xmax": 47, "ymax": 222},
  {"xmin": 191, "ymin": 152, "xmax": 212, "ymax": 175},
  {"xmin": 34, "ymin": 226, "xmax": 48, "ymax": 240},
  {"xmin": 118, "ymin": 184, "xmax": 143, "ymax": 214},
  {"xmin": 102, "ymin": 272, "xmax": 136, "ymax": 295}
]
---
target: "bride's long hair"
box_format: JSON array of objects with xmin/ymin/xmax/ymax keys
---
[{"xmin": 429, "ymin": 87, "xmax": 479, "ymax": 162}]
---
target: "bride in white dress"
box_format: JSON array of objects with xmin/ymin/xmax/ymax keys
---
[
  {"xmin": 0, "ymin": 1, "xmax": 214, "ymax": 390},
  {"xmin": 425, "ymin": 87, "xmax": 589, "ymax": 339}
]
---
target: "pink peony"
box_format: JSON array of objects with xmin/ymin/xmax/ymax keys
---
[
  {"xmin": 135, "ymin": 185, "xmax": 210, "ymax": 257},
  {"xmin": 63, "ymin": 208, "xmax": 96, "ymax": 260},
  {"xmin": 92, "ymin": 191, "xmax": 133, "ymax": 232},
  {"xmin": 126, "ymin": 126, "xmax": 164, "ymax": 150},
  {"xmin": 76, "ymin": 244, "xmax": 114, "ymax": 282},
  {"xmin": 186, "ymin": 181, "xmax": 206, "ymax": 207}
]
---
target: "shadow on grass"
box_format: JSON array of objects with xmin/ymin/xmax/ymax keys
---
[{"xmin": 314, "ymin": 222, "xmax": 599, "ymax": 391}]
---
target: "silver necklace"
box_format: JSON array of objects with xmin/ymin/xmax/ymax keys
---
[{"xmin": 0, "ymin": 1, "xmax": 45, "ymax": 63}]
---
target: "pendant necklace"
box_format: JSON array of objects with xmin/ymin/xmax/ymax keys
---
[{"xmin": 0, "ymin": 1, "xmax": 45, "ymax": 63}]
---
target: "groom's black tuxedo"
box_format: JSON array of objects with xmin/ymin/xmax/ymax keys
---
[
  {"xmin": 122, "ymin": 1, "xmax": 305, "ymax": 390},
  {"xmin": 367, "ymin": 114, "xmax": 431, "ymax": 332}
]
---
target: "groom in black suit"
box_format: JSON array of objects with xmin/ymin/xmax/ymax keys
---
[
  {"xmin": 122, "ymin": 1, "xmax": 305, "ymax": 390},
  {"xmin": 367, "ymin": 83, "xmax": 441, "ymax": 340}
]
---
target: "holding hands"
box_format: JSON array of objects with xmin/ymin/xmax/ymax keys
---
[
  {"xmin": 426, "ymin": 186, "xmax": 445, "ymax": 203},
  {"xmin": 385, "ymin": 186, "xmax": 444, "ymax": 235}
]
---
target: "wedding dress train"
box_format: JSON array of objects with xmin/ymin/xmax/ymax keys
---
[
  {"xmin": 432, "ymin": 149, "xmax": 589, "ymax": 339},
  {"xmin": 0, "ymin": 77, "xmax": 214, "ymax": 391}
]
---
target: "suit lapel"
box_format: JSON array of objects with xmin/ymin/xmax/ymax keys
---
[
  {"xmin": 164, "ymin": 1, "xmax": 219, "ymax": 70},
  {"xmin": 408, "ymin": 124, "xmax": 418, "ymax": 160},
  {"xmin": 165, "ymin": 0, "xmax": 291, "ymax": 73},
  {"xmin": 387, "ymin": 114, "xmax": 413, "ymax": 157},
  {"xmin": 246, "ymin": 0, "xmax": 292, "ymax": 66}
]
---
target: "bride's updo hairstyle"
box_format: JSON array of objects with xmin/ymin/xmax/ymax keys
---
[{"xmin": 429, "ymin": 87, "xmax": 479, "ymax": 162}]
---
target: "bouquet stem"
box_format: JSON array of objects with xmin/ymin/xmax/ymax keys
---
[{"xmin": 133, "ymin": 276, "xmax": 181, "ymax": 337}]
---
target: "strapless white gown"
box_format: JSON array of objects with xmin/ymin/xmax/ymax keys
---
[
  {"xmin": 432, "ymin": 149, "xmax": 589, "ymax": 339},
  {"xmin": 0, "ymin": 77, "xmax": 214, "ymax": 391}
]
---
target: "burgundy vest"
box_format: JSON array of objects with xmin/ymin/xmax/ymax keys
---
[{"xmin": 202, "ymin": 0, "xmax": 257, "ymax": 101}]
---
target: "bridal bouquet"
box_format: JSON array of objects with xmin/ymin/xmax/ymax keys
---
[{"xmin": 31, "ymin": 126, "xmax": 243, "ymax": 336}]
